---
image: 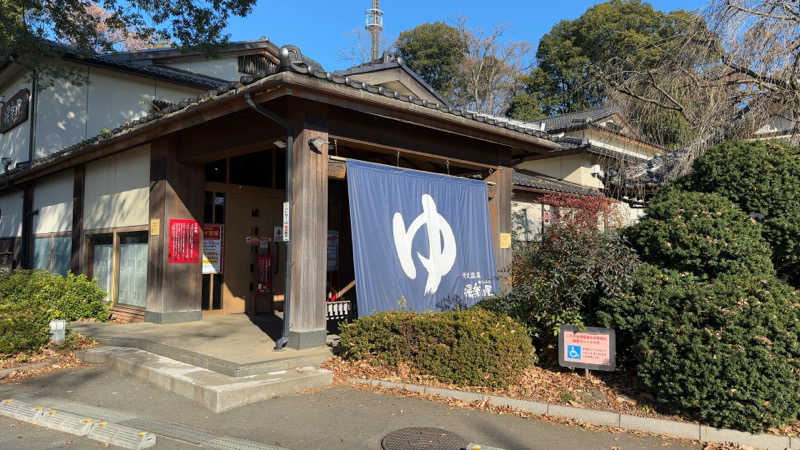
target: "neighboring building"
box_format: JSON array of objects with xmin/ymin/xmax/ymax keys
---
[
  {"xmin": 0, "ymin": 42, "xmax": 565, "ymax": 350},
  {"xmin": 503, "ymin": 105, "xmax": 665, "ymax": 241}
]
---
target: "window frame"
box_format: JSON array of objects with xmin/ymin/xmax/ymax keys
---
[
  {"xmin": 84, "ymin": 225, "xmax": 148, "ymax": 307},
  {"xmin": 31, "ymin": 231, "xmax": 72, "ymax": 274}
]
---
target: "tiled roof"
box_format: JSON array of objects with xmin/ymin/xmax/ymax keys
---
[
  {"xmin": 338, "ymin": 57, "xmax": 449, "ymax": 106},
  {"xmin": 512, "ymin": 169, "xmax": 599, "ymax": 195},
  {"xmin": 3, "ymin": 45, "xmax": 561, "ymax": 180},
  {"xmin": 528, "ymin": 105, "xmax": 618, "ymax": 132}
]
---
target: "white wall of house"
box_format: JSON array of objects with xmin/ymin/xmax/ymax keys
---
[
  {"xmin": 349, "ymin": 68, "xmax": 441, "ymax": 104},
  {"xmin": 33, "ymin": 170, "xmax": 73, "ymax": 234},
  {"xmin": 84, "ymin": 144, "xmax": 150, "ymax": 230},
  {"xmin": 518, "ymin": 154, "xmax": 604, "ymax": 189},
  {"xmin": 164, "ymin": 56, "xmax": 241, "ymax": 81},
  {"xmin": 0, "ymin": 72, "xmax": 33, "ymax": 165},
  {"xmin": 0, "ymin": 191, "xmax": 23, "ymax": 238},
  {"xmin": 31, "ymin": 64, "xmax": 202, "ymax": 160}
]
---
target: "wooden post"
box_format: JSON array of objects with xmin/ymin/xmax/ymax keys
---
[
  {"xmin": 487, "ymin": 166, "xmax": 512, "ymax": 293},
  {"xmin": 286, "ymin": 101, "xmax": 329, "ymax": 349},
  {"xmin": 145, "ymin": 138, "xmax": 205, "ymax": 323},
  {"xmin": 21, "ymin": 184, "xmax": 33, "ymax": 269},
  {"xmin": 71, "ymin": 165, "xmax": 85, "ymax": 274}
]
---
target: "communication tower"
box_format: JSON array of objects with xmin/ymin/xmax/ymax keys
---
[{"xmin": 365, "ymin": 0, "xmax": 383, "ymax": 61}]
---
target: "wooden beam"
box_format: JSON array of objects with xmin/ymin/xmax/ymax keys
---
[
  {"xmin": 70, "ymin": 165, "xmax": 85, "ymax": 274},
  {"xmin": 21, "ymin": 184, "xmax": 33, "ymax": 269},
  {"xmin": 487, "ymin": 167, "xmax": 512, "ymax": 293}
]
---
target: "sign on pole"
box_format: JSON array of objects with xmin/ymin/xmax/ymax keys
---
[
  {"xmin": 282, "ymin": 202, "xmax": 290, "ymax": 242},
  {"xmin": 558, "ymin": 325, "xmax": 616, "ymax": 372},
  {"xmin": 201, "ymin": 224, "xmax": 223, "ymax": 274}
]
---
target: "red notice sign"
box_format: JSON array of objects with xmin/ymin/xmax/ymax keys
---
[
  {"xmin": 168, "ymin": 218, "xmax": 200, "ymax": 263},
  {"xmin": 558, "ymin": 326, "xmax": 616, "ymax": 372}
]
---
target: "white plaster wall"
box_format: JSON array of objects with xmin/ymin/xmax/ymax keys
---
[
  {"xmin": 518, "ymin": 154, "xmax": 603, "ymax": 189},
  {"xmin": 0, "ymin": 73, "xmax": 33, "ymax": 166},
  {"xmin": 154, "ymin": 81, "xmax": 202, "ymax": 103},
  {"xmin": 165, "ymin": 57, "xmax": 241, "ymax": 81},
  {"xmin": 512, "ymin": 200, "xmax": 544, "ymax": 242},
  {"xmin": 33, "ymin": 171, "xmax": 73, "ymax": 234},
  {"xmin": 84, "ymin": 145, "xmax": 150, "ymax": 229},
  {"xmin": 86, "ymin": 68, "xmax": 156, "ymax": 139},
  {"xmin": 755, "ymin": 115, "xmax": 794, "ymax": 135},
  {"xmin": 0, "ymin": 191, "xmax": 23, "ymax": 238},
  {"xmin": 34, "ymin": 66, "xmax": 89, "ymax": 159}
]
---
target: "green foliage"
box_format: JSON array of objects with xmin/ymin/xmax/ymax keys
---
[
  {"xmin": 0, "ymin": 270, "xmax": 108, "ymax": 356},
  {"xmin": 484, "ymin": 222, "xmax": 640, "ymax": 358},
  {"xmin": 678, "ymin": 140, "xmax": 800, "ymax": 285},
  {"xmin": 338, "ymin": 309, "xmax": 535, "ymax": 388},
  {"xmin": 625, "ymin": 190, "xmax": 774, "ymax": 279},
  {"xmin": 394, "ymin": 22, "xmax": 467, "ymax": 95},
  {"xmin": 599, "ymin": 266, "xmax": 800, "ymax": 432},
  {"xmin": 506, "ymin": 0, "xmax": 694, "ymax": 146}
]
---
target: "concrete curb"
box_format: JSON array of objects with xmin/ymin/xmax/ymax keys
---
[
  {"xmin": 0, "ymin": 398, "xmax": 156, "ymax": 449},
  {"xmin": 347, "ymin": 378, "xmax": 796, "ymax": 450}
]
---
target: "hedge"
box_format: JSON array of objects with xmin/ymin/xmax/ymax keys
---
[{"xmin": 338, "ymin": 308, "xmax": 535, "ymax": 388}]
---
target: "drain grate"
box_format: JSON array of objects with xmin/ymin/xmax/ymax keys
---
[{"xmin": 382, "ymin": 427, "xmax": 469, "ymax": 450}]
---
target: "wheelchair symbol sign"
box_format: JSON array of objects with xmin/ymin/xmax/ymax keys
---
[{"xmin": 567, "ymin": 345, "xmax": 581, "ymax": 360}]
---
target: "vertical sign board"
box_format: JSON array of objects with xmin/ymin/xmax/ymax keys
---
[
  {"xmin": 167, "ymin": 219, "xmax": 200, "ymax": 263},
  {"xmin": 558, "ymin": 325, "xmax": 616, "ymax": 371},
  {"xmin": 201, "ymin": 224, "xmax": 223, "ymax": 274},
  {"xmin": 346, "ymin": 159, "xmax": 497, "ymax": 313},
  {"xmin": 282, "ymin": 202, "xmax": 290, "ymax": 241}
]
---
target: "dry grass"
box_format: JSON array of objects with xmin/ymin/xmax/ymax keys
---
[{"xmin": 0, "ymin": 333, "xmax": 97, "ymax": 383}]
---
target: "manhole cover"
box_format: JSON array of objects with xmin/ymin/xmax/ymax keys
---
[{"xmin": 382, "ymin": 427, "xmax": 468, "ymax": 450}]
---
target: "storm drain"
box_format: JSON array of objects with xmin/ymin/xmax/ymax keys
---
[{"xmin": 382, "ymin": 427, "xmax": 469, "ymax": 450}]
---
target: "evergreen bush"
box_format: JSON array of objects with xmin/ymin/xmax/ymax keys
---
[
  {"xmin": 678, "ymin": 140, "xmax": 800, "ymax": 284},
  {"xmin": 338, "ymin": 308, "xmax": 535, "ymax": 388},
  {"xmin": 625, "ymin": 190, "xmax": 774, "ymax": 278},
  {"xmin": 0, "ymin": 270, "xmax": 108, "ymax": 356},
  {"xmin": 599, "ymin": 267, "xmax": 800, "ymax": 432}
]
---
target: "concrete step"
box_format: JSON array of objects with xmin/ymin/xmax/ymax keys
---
[{"xmin": 78, "ymin": 346, "xmax": 333, "ymax": 413}]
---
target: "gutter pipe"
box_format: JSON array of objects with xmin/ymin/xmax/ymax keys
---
[{"xmin": 244, "ymin": 92, "xmax": 292, "ymax": 351}]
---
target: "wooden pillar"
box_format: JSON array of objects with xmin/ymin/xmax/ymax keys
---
[
  {"xmin": 286, "ymin": 101, "xmax": 329, "ymax": 349},
  {"xmin": 488, "ymin": 166, "xmax": 512, "ymax": 292},
  {"xmin": 145, "ymin": 137, "xmax": 205, "ymax": 323},
  {"xmin": 71, "ymin": 165, "xmax": 85, "ymax": 274},
  {"xmin": 20, "ymin": 184, "xmax": 33, "ymax": 269}
]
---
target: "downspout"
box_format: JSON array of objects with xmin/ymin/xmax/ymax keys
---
[{"xmin": 244, "ymin": 92, "xmax": 293, "ymax": 351}]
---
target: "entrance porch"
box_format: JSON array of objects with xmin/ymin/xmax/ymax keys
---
[{"xmin": 72, "ymin": 314, "xmax": 332, "ymax": 377}]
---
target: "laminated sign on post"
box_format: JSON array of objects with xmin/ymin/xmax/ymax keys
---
[
  {"xmin": 558, "ymin": 325, "xmax": 616, "ymax": 372},
  {"xmin": 168, "ymin": 218, "xmax": 200, "ymax": 263},
  {"xmin": 201, "ymin": 224, "xmax": 223, "ymax": 274}
]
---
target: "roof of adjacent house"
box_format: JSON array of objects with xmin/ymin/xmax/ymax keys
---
[
  {"xmin": 512, "ymin": 169, "xmax": 600, "ymax": 195},
  {"xmin": 527, "ymin": 105, "xmax": 618, "ymax": 133},
  {"xmin": 2, "ymin": 45, "xmax": 561, "ymax": 182},
  {"xmin": 337, "ymin": 56, "xmax": 450, "ymax": 106}
]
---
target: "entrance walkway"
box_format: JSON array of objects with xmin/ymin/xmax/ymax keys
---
[{"xmin": 72, "ymin": 315, "xmax": 332, "ymax": 377}]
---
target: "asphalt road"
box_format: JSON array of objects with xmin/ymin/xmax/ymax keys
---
[{"xmin": 0, "ymin": 366, "xmax": 702, "ymax": 450}]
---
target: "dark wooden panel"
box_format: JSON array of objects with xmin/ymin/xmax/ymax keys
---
[
  {"xmin": 21, "ymin": 185, "xmax": 33, "ymax": 269},
  {"xmin": 71, "ymin": 166, "xmax": 85, "ymax": 274},
  {"xmin": 487, "ymin": 167, "xmax": 512, "ymax": 292}
]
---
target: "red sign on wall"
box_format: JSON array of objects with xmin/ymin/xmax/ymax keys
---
[{"xmin": 168, "ymin": 218, "xmax": 200, "ymax": 263}]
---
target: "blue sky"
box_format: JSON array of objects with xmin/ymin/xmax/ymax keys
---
[{"xmin": 225, "ymin": 0, "xmax": 709, "ymax": 71}]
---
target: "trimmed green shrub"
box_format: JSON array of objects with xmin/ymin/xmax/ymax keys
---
[
  {"xmin": 678, "ymin": 140, "xmax": 800, "ymax": 284},
  {"xmin": 338, "ymin": 309, "xmax": 535, "ymax": 388},
  {"xmin": 625, "ymin": 190, "xmax": 774, "ymax": 279},
  {"xmin": 483, "ymin": 222, "xmax": 640, "ymax": 359},
  {"xmin": 0, "ymin": 270, "xmax": 108, "ymax": 356},
  {"xmin": 598, "ymin": 266, "xmax": 800, "ymax": 432}
]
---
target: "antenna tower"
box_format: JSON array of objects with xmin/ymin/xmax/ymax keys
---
[{"xmin": 365, "ymin": 0, "xmax": 383, "ymax": 61}]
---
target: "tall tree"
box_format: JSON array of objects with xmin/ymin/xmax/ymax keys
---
[
  {"xmin": 507, "ymin": 0, "xmax": 695, "ymax": 146},
  {"xmin": 1, "ymin": 0, "xmax": 257, "ymax": 72},
  {"xmin": 394, "ymin": 21, "xmax": 467, "ymax": 95}
]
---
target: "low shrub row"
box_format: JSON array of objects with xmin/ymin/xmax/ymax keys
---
[
  {"xmin": 338, "ymin": 308, "xmax": 535, "ymax": 388},
  {"xmin": 0, "ymin": 270, "xmax": 108, "ymax": 356}
]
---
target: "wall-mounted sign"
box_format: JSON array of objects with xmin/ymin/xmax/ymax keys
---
[
  {"xmin": 499, "ymin": 232, "xmax": 511, "ymax": 249},
  {"xmin": 168, "ymin": 218, "xmax": 200, "ymax": 263},
  {"xmin": 558, "ymin": 325, "xmax": 616, "ymax": 372},
  {"xmin": 0, "ymin": 89, "xmax": 30, "ymax": 133},
  {"xmin": 201, "ymin": 224, "xmax": 223, "ymax": 274},
  {"xmin": 327, "ymin": 230, "xmax": 339, "ymax": 271},
  {"xmin": 282, "ymin": 201, "xmax": 290, "ymax": 241},
  {"xmin": 255, "ymin": 254, "xmax": 271, "ymax": 294},
  {"xmin": 150, "ymin": 218, "xmax": 160, "ymax": 236}
]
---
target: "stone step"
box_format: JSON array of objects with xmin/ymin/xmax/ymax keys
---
[{"xmin": 77, "ymin": 346, "xmax": 333, "ymax": 413}]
